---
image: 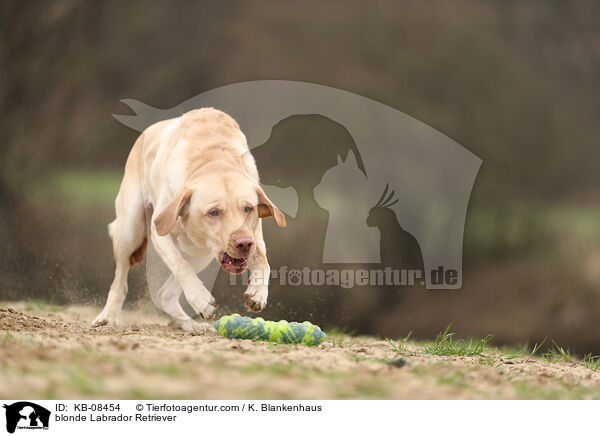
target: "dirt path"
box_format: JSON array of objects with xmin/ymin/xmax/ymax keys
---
[{"xmin": 1, "ymin": 302, "xmax": 599, "ymax": 399}]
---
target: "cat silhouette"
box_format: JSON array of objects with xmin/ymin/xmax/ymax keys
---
[{"xmin": 314, "ymin": 150, "xmax": 380, "ymax": 263}]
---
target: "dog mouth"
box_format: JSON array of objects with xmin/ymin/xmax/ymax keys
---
[{"xmin": 219, "ymin": 252, "xmax": 248, "ymax": 274}]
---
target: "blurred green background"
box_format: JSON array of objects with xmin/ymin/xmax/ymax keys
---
[{"xmin": 2, "ymin": 1, "xmax": 600, "ymax": 354}]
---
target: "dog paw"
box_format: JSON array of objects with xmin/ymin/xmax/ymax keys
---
[
  {"xmin": 91, "ymin": 311, "xmax": 119, "ymax": 328},
  {"xmin": 186, "ymin": 293, "xmax": 217, "ymax": 319},
  {"xmin": 200, "ymin": 301, "xmax": 217, "ymax": 320},
  {"xmin": 244, "ymin": 286, "xmax": 268, "ymax": 312},
  {"xmin": 171, "ymin": 318, "xmax": 216, "ymax": 335}
]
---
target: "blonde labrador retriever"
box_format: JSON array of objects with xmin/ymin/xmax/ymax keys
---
[{"xmin": 92, "ymin": 108, "xmax": 285, "ymax": 331}]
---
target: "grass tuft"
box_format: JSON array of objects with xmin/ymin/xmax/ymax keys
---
[
  {"xmin": 331, "ymin": 336, "xmax": 346, "ymax": 348},
  {"xmin": 583, "ymin": 353, "xmax": 600, "ymax": 371},
  {"xmin": 385, "ymin": 331, "xmax": 413, "ymax": 355},
  {"xmin": 386, "ymin": 338, "xmax": 408, "ymax": 354},
  {"xmin": 524, "ymin": 338, "xmax": 546, "ymax": 363},
  {"xmin": 423, "ymin": 324, "xmax": 492, "ymax": 357},
  {"xmin": 190, "ymin": 328, "xmax": 206, "ymax": 336},
  {"xmin": 545, "ymin": 341, "xmax": 576, "ymax": 363}
]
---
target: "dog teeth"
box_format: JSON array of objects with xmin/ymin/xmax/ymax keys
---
[{"xmin": 220, "ymin": 252, "xmax": 247, "ymax": 269}]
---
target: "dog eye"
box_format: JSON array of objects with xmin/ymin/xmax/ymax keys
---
[
  {"xmin": 244, "ymin": 206, "xmax": 253, "ymax": 213},
  {"xmin": 207, "ymin": 209, "xmax": 220, "ymax": 217}
]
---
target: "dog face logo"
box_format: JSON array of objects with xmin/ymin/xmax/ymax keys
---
[{"xmin": 2, "ymin": 402, "xmax": 50, "ymax": 434}]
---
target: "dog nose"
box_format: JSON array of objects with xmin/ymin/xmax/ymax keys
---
[{"xmin": 234, "ymin": 236, "xmax": 254, "ymax": 254}]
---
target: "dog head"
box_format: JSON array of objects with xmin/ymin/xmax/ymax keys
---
[{"xmin": 153, "ymin": 169, "xmax": 285, "ymax": 274}]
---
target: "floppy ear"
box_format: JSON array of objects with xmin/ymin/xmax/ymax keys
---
[
  {"xmin": 153, "ymin": 188, "xmax": 194, "ymax": 236},
  {"xmin": 256, "ymin": 185, "xmax": 286, "ymax": 227}
]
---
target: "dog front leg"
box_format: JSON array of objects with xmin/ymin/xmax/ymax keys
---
[
  {"xmin": 244, "ymin": 226, "xmax": 270, "ymax": 312},
  {"xmin": 156, "ymin": 274, "xmax": 214, "ymax": 333},
  {"xmin": 150, "ymin": 226, "xmax": 217, "ymax": 319}
]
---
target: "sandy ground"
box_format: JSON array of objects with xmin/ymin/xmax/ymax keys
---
[{"xmin": 1, "ymin": 302, "xmax": 599, "ymax": 399}]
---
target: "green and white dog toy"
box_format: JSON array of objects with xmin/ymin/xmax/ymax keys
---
[{"xmin": 214, "ymin": 314, "xmax": 326, "ymax": 346}]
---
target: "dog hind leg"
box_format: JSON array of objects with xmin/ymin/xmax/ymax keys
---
[{"xmin": 92, "ymin": 175, "xmax": 146, "ymax": 327}]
